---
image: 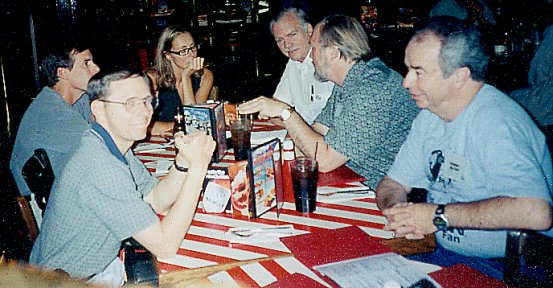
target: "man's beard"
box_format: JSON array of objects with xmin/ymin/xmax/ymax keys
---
[{"xmin": 313, "ymin": 61, "xmax": 329, "ymax": 82}]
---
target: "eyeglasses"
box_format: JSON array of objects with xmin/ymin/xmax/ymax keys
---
[
  {"xmin": 100, "ymin": 95, "xmax": 158, "ymax": 114},
  {"xmin": 168, "ymin": 44, "xmax": 198, "ymax": 57}
]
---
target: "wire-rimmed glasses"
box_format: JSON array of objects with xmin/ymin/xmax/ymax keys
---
[{"xmin": 99, "ymin": 95, "xmax": 158, "ymax": 114}]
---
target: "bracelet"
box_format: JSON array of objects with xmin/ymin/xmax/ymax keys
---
[{"xmin": 174, "ymin": 162, "xmax": 189, "ymax": 172}]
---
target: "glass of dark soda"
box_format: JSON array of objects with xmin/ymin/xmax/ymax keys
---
[
  {"xmin": 291, "ymin": 157, "xmax": 319, "ymax": 213},
  {"xmin": 230, "ymin": 118, "xmax": 251, "ymax": 161}
]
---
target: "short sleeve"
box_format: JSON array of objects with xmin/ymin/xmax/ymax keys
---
[
  {"xmin": 314, "ymin": 90, "xmax": 337, "ymax": 128},
  {"xmin": 386, "ymin": 112, "xmax": 429, "ymax": 188}
]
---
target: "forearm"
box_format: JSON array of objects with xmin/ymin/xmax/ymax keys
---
[
  {"xmin": 161, "ymin": 164, "xmax": 207, "ymax": 241},
  {"xmin": 181, "ymin": 78, "xmax": 196, "ymax": 105},
  {"xmin": 375, "ymin": 176, "xmax": 411, "ymax": 210},
  {"xmin": 147, "ymin": 164, "xmax": 188, "ymax": 213},
  {"xmin": 268, "ymin": 117, "xmax": 284, "ymax": 127},
  {"xmin": 284, "ymin": 112, "xmax": 322, "ymax": 158},
  {"xmin": 445, "ymin": 197, "xmax": 552, "ymax": 231},
  {"xmin": 193, "ymin": 70, "xmax": 213, "ymax": 104},
  {"xmin": 284, "ymin": 113, "xmax": 346, "ymax": 171},
  {"xmin": 139, "ymin": 164, "xmax": 208, "ymax": 258}
]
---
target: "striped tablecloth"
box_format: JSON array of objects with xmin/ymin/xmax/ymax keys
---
[{"xmin": 134, "ymin": 121, "xmax": 392, "ymax": 287}]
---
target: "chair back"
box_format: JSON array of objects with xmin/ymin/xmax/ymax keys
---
[
  {"xmin": 504, "ymin": 230, "xmax": 553, "ymax": 287},
  {"xmin": 15, "ymin": 196, "xmax": 39, "ymax": 242},
  {"xmin": 22, "ymin": 148, "xmax": 54, "ymax": 216},
  {"xmin": 122, "ymin": 238, "xmax": 159, "ymax": 286}
]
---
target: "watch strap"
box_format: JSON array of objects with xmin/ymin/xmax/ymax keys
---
[
  {"xmin": 435, "ymin": 204, "xmax": 445, "ymax": 215},
  {"xmin": 433, "ymin": 204, "xmax": 449, "ymax": 232},
  {"xmin": 174, "ymin": 162, "xmax": 189, "ymax": 172}
]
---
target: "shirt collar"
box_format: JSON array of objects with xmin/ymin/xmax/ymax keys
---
[{"xmin": 91, "ymin": 122, "xmax": 128, "ymax": 165}]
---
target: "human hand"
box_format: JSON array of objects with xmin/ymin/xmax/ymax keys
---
[
  {"xmin": 174, "ymin": 131, "xmax": 215, "ymax": 168},
  {"xmin": 237, "ymin": 96, "xmax": 290, "ymax": 120},
  {"xmin": 382, "ymin": 202, "xmax": 436, "ymax": 239},
  {"xmin": 183, "ymin": 57, "xmax": 205, "ymax": 77}
]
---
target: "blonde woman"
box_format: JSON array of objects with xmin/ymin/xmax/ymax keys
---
[{"xmin": 150, "ymin": 26, "xmax": 214, "ymax": 134}]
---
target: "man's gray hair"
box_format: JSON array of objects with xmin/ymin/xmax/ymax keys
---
[
  {"xmin": 270, "ymin": 8, "xmax": 311, "ymax": 34},
  {"xmin": 413, "ymin": 16, "xmax": 488, "ymax": 81},
  {"xmin": 87, "ymin": 70, "xmax": 148, "ymax": 101},
  {"xmin": 317, "ymin": 14, "xmax": 372, "ymax": 62}
]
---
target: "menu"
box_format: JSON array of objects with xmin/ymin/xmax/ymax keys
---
[
  {"xmin": 313, "ymin": 253, "xmax": 441, "ymax": 288},
  {"xmin": 203, "ymin": 138, "xmax": 281, "ymax": 219},
  {"xmin": 183, "ymin": 102, "xmax": 227, "ymax": 162},
  {"xmin": 247, "ymin": 138, "xmax": 280, "ymax": 218}
]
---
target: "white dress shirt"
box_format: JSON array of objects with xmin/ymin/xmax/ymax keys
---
[{"xmin": 273, "ymin": 50, "xmax": 334, "ymax": 124}]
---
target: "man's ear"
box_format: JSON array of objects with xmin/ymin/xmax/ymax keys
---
[
  {"xmin": 90, "ymin": 100, "xmax": 103, "ymax": 122},
  {"xmin": 453, "ymin": 67, "xmax": 471, "ymax": 88},
  {"xmin": 307, "ymin": 24, "xmax": 313, "ymax": 37},
  {"xmin": 328, "ymin": 45, "xmax": 342, "ymax": 61},
  {"xmin": 57, "ymin": 67, "xmax": 69, "ymax": 80}
]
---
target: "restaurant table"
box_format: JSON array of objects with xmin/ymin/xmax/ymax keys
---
[{"xmin": 133, "ymin": 120, "xmax": 432, "ymax": 287}]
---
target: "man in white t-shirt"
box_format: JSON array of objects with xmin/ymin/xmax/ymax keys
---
[{"xmin": 262, "ymin": 7, "xmax": 334, "ymax": 124}]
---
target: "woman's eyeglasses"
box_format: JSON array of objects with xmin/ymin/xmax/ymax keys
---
[
  {"xmin": 168, "ymin": 44, "xmax": 198, "ymax": 57},
  {"xmin": 100, "ymin": 95, "xmax": 158, "ymax": 114}
]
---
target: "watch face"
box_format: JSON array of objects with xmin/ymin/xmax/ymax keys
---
[
  {"xmin": 281, "ymin": 109, "xmax": 292, "ymax": 121},
  {"xmin": 433, "ymin": 215, "xmax": 447, "ymax": 231}
]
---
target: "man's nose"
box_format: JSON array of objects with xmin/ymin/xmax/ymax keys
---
[
  {"xmin": 283, "ymin": 39, "xmax": 291, "ymax": 48},
  {"xmin": 91, "ymin": 63, "xmax": 100, "ymax": 75},
  {"xmin": 403, "ymin": 71, "xmax": 415, "ymax": 89}
]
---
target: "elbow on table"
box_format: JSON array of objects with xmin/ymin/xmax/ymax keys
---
[
  {"xmin": 527, "ymin": 200, "xmax": 553, "ymax": 231},
  {"xmin": 149, "ymin": 245, "xmax": 179, "ymax": 260},
  {"xmin": 318, "ymin": 162, "xmax": 335, "ymax": 173},
  {"xmin": 316, "ymin": 156, "xmax": 345, "ymax": 173}
]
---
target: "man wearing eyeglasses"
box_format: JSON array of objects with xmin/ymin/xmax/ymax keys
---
[
  {"xmin": 10, "ymin": 42, "xmax": 100, "ymax": 201},
  {"xmin": 30, "ymin": 71, "xmax": 216, "ymax": 286}
]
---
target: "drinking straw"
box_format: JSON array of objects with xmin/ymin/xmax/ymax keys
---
[{"xmin": 314, "ymin": 142, "xmax": 318, "ymax": 161}]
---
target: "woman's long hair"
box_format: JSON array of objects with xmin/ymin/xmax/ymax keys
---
[{"xmin": 154, "ymin": 25, "xmax": 191, "ymax": 89}]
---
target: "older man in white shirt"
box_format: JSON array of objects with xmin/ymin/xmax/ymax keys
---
[{"xmin": 269, "ymin": 7, "xmax": 334, "ymax": 124}]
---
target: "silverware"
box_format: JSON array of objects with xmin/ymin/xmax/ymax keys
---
[
  {"xmin": 229, "ymin": 225, "xmax": 294, "ymax": 237},
  {"xmin": 318, "ymin": 189, "xmax": 371, "ymax": 196}
]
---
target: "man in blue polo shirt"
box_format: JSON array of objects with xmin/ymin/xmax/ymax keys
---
[{"xmin": 30, "ymin": 71, "xmax": 216, "ymax": 286}]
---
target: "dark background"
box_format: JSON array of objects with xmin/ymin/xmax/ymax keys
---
[{"xmin": 1, "ymin": 0, "xmax": 552, "ymax": 260}]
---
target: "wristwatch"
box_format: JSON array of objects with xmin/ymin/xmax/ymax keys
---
[
  {"xmin": 433, "ymin": 204, "xmax": 449, "ymax": 232},
  {"xmin": 280, "ymin": 106, "xmax": 294, "ymax": 122},
  {"xmin": 173, "ymin": 162, "xmax": 189, "ymax": 173}
]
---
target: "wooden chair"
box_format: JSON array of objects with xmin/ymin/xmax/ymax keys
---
[
  {"xmin": 15, "ymin": 196, "xmax": 39, "ymax": 243},
  {"xmin": 504, "ymin": 230, "xmax": 553, "ymax": 287}
]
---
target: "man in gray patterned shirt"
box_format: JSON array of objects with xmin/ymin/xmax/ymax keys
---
[{"xmin": 239, "ymin": 14, "xmax": 418, "ymax": 188}]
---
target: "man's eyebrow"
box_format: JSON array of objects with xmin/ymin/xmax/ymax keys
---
[{"xmin": 409, "ymin": 65, "xmax": 424, "ymax": 71}]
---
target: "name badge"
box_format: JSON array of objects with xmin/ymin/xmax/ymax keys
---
[
  {"xmin": 203, "ymin": 181, "xmax": 231, "ymax": 213},
  {"xmin": 443, "ymin": 152, "xmax": 466, "ymax": 182}
]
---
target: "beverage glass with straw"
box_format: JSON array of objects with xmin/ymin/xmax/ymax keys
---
[{"xmin": 291, "ymin": 142, "xmax": 319, "ymax": 213}]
